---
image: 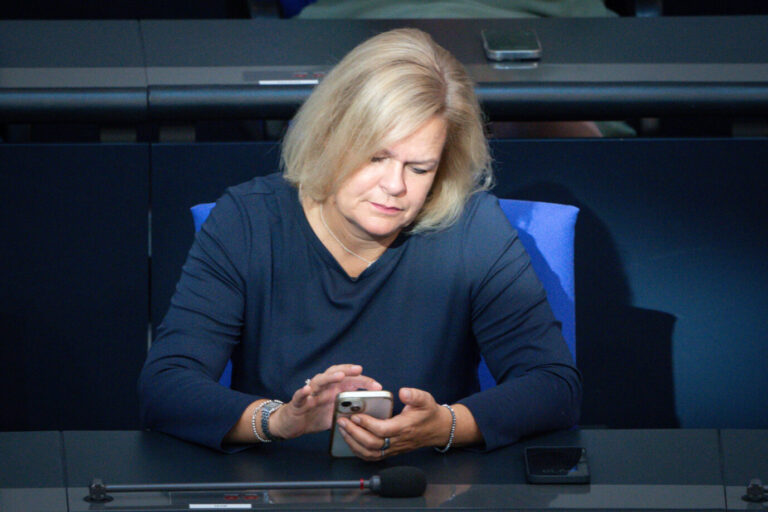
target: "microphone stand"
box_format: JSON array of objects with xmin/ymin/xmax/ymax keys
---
[{"xmin": 86, "ymin": 476, "xmax": 380, "ymax": 503}]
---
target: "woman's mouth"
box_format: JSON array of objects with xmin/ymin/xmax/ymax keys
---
[{"xmin": 371, "ymin": 202, "xmax": 402, "ymax": 214}]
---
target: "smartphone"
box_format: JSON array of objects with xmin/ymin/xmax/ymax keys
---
[
  {"xmin": 524, "ymin": 446, "xmax": 590, "ymax": 484},
  {"xmin": 481, "ymin": 28, "xmax": 542, "ymax": 62},
  {"xmin": 329, "ymin": 390, "xmax": 393, "ymax": 457}
]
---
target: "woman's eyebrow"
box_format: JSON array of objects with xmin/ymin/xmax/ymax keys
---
[{"xmin": 375, "ymin": 148, "xmax": 440, "ymax": 165}]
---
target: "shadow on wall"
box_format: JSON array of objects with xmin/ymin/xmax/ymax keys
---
[{"xmin": 507, "ymin": 182, "xmax": 679, "ymax": 429}]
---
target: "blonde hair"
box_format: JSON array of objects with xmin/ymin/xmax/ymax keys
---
[{"xmin": 282, "ymin": 28, "xmax": 492, "ymax": 232}]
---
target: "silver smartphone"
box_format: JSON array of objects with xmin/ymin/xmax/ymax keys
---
[
  {"xmin": 482, "ymin": 28, "xmax": 542, "ymax": 62},
  {"xmin": 329, "ymin": 390, "xmax": 393, "ymax": 457}
]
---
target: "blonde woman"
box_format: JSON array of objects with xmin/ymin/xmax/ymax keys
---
[{"xmin": 139, "ymin": 28, "xmax": 580, "ymax": 459}]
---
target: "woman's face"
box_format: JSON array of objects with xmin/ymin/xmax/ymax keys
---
[{"xmin": 329, "ymin": 115, "xmax": 447, "ymax": 244}]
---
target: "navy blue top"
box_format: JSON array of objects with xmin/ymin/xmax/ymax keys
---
[{"xmin": 138, "ymin": 173, "xmax": 581, "ymax": 452}]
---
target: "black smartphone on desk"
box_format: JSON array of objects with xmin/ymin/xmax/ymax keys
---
[
  {"xmin": 525, "ymin": 446, "xmax": 590, "ymax": 484},
  {"xmin": 482, "ymin": 28, "xmax": 542, "ymax": 61}
]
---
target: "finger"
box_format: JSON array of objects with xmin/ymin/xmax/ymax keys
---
[
  {"xmin": 348, "ymin": 413, "xmax": 398, "ymax": 438},
  {"xmin": 312, "ymin": 368, "xmax": 351, "ymax": 389},
  {"xmin": 337, "ymin": 375, "xmax": 383, "ymax": 392},
  {"xmin": 310, "ymin": 375, "xmax": 382, "ymax": 404},
  {"xmin": 303, "ymin": 372, "xmax": 343, "ymax": 399},
  {"xmin": 338, "ymin": 417, "xmax": 389, "ymax": 453},
  {"xmin": 337, "ymin": 419, "xmax": 386, "ymax": 461},
  {"xmin": 290, "ymin": 384, "xmax": 312, "ymax": 408},
  {"xmin": 338, "ymin": 427, "xmax": 378, "ymax": 460},
  {"xmin": 323, "ymin": 364, "xmax": 364, "ymax": 376},
  {"xmin": 304, "ymin": 364, "xmax": 363, "ymax": 392}
]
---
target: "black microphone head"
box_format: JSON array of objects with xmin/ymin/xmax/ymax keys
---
[{"xmin": 376, "ymin": 466, "xmax": 427, "ymax": 498}]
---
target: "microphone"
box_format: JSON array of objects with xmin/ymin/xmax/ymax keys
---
[
  {"xmin": 86, "ymin": 466, "xmax": 427, "ymax": 502},
  {"xmin": 369, "ymin": 466, "xmax": 427, "ymax": 497}
]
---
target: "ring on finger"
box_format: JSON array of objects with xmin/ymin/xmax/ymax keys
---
[
  {"xmin": 381, "ymin": 437, "xmax": 391, "ymax": 451},
  {"xmin": 305, "ymin": 378, "xmax": 311, "ymax": 387}
]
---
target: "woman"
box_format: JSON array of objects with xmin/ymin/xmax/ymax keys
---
[{"xmin": 138, "ymin": 28, "xmax": 581, "ymax": 459}]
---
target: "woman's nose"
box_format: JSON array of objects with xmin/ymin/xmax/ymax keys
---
[{"xmin": 379, "ymin": 162, "xmax": 406, "ymax": 196}]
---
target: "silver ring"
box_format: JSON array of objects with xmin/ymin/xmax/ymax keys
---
[
  {"xmin": 305, "ymin": 378, "xmax": 311, "ymax": 387},
  {"xmin": 381, "ymin": 437, "xmax": 391, "ymax": 451}
]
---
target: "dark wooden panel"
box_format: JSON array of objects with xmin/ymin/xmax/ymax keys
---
[{"xmin": 0, "ymin": 144, "xmax": 149, "ymax": 430}]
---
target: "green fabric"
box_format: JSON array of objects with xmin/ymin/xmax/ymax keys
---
[
  {"xmin": 595, "ymin": 120, "xmax": 637, "ymax": 138},
  {"xmin": 298, "ymin": 0, "xmax": 617, "ymax": 19}
]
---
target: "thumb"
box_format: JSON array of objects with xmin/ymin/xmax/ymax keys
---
[{"xmin": 399, "ymin": 387, "xmax": 432, "ymax": 408}]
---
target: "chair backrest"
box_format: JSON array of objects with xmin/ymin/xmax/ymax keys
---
[
  {"xmin": 191, "ymin": 199, "xmax": 579, "ymax": 390},
  {"xmin": 475, "ymin": 199, "xmax": 578, "ymax": 389}
]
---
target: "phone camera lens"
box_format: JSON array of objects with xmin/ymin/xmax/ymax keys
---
[
  {"xmin": 351, "ymin": 405, "xmax": 361, "ymax": 412},
  {"xmin": 341, "ymin": 401, "xmax": 351, "ymax": 407}
]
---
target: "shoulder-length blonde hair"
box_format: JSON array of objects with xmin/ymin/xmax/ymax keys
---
[{"xmin": 282, "ymin": 28, "xmax": 492, "ymax": 233}]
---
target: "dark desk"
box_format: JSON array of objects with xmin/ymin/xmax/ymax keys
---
[
  {"xmin": 0, "ymin": 432, "xmax": 66, "ymax": 512},
  {"xmin": 3, "ymin": 429, "xmax": 766, "ymax": 510},
  {"xmin": 722, "ymin": 430, "xmax": 768, "ymax": 511},
  {"xmin": 0, "ymin": 429, "xmax": 759, "ymax": 511},
  {"xmin": 2, "ymin": 17, "xmax": 767, "ymax": 123}
]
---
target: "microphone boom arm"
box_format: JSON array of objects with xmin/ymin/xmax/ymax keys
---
[{"xmin": 87, "ymin": 478, "xmax": 369, "ymax": 502}]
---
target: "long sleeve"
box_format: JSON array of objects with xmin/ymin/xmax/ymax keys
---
[
  {"xmin": 138, "ymin": 191, "xmax": 259, "ymax": 451},
  {"xmin": 458, "ymin": 195, "xmax": 582, "ymax": 450}
]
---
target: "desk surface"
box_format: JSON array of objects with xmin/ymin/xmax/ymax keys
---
[
  {"xmin": 1, "ymin": 16, "xmax": 767, "ymax": 121},
  {"xmin": 0, "ymin": 431, "xmax": 67, "ymax": 512},
  {"xmin": 2, "ymin": 429, "xmax": 765, "ymax": 511}
]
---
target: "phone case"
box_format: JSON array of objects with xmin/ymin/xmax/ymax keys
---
[{"xmin": 329, "ymin": 391, "xmax": 393, "ymax": 457}]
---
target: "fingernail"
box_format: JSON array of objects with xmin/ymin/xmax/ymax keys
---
[
  {"xmin": 338, "ymin": 419, "xmax": 347, "ymax": 428},
  {"xmin": 351, "ymin": 415, "xmax": 361, "ymax": 425},
  {"xmin": 402, "ymin": 388, "xmax": 412, "ymax": 401}
]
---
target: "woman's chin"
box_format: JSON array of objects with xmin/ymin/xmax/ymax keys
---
[{"xmin": 358, "ymin": 222, "xmax": 404, "ymax": 241}]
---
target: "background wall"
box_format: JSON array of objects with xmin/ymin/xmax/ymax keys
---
[{"xmin": 0, "ymin": 144, "xmax": 149, "ymax": 430}]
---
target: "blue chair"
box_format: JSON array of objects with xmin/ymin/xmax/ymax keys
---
[
  {"xmin": 191, "ymin": 199, "xmax": 578, "ymax": 390},
  {"xmin": 478, "ymin": 199, "xmax": 578, "ymax": 389}
]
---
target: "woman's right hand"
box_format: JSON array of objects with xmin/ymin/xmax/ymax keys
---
[{"xmin": 269, "ymin": 364, "xmax": 381, "ymax": 440}]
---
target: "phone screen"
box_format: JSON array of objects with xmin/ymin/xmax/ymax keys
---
[{"xmin": 525, "ymin": 446, "xmax": 590, "ymax": 484}]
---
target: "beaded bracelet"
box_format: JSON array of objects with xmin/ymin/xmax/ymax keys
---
[{"xmin": 434, "ymin": 404, "xmax": 456, "ymax": 453}]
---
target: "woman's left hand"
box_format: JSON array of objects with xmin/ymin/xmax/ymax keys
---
[{"xmin": 335, "ymin": 387, "xmax": 455, "ymax": 461}]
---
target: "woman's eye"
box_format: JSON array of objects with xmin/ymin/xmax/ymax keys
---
[
  {"xmin": 371, "ymin": 156, "xmax": 386, "ymax": 163},
  {"xmin": 411, "ymin": 167, "xmax": 428, "ymax": 174}
]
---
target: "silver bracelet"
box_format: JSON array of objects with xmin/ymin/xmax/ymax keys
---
[{"xmin": 434, "ymin": 404, "xmax": 456, "ymax": 453}]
